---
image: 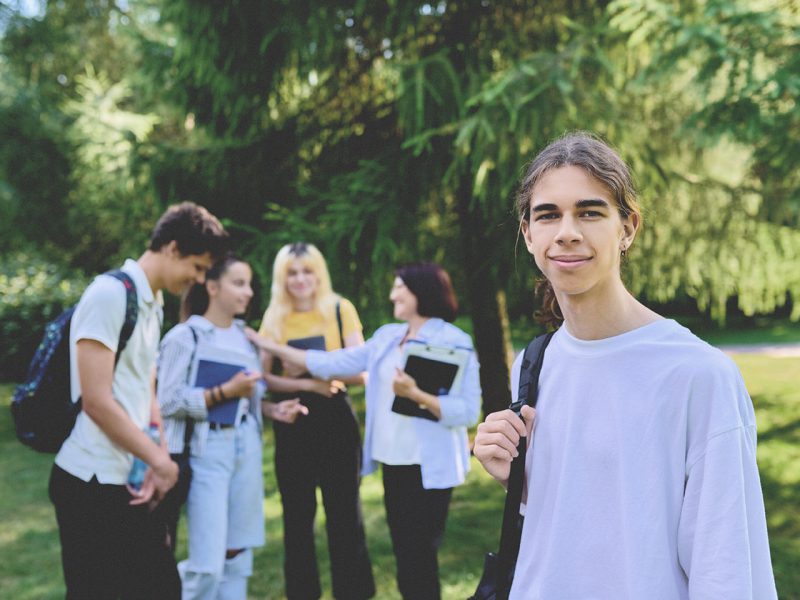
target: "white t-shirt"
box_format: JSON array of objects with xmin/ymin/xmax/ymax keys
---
[
  {"xmin": 370, "ymin": 345, "xmax": 421, "ymax": 465},
  {"xmin": 509, "ymin": 319, "xmax": 777, "ymax": 600},
  {"xmin": 56, "ymin": 259, "xmax": 164, "ymax": 484}
]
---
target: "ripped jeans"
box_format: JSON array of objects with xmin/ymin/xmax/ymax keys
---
[{"xmin": 179, "ymin": 416, "xmax": 264, "ymax": 600}]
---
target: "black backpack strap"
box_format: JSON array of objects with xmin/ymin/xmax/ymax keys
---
[
  {"xmin": 509, "ymin": 332, "xmax": 554, "ymax": 416},
  {"xmin": 496, "ymin": 331, "xmax": 555, "ymax": 598},
  {"xmin": 105, "ymin": 270, "xmax": 138, "ymax": 366},
  {"xmin": 335, "ymin": 300, "xmax": 345, "ymax": 349},
  {"xmin": 182, "ymin": 326, "xmax": 200, "ymax": 455}
]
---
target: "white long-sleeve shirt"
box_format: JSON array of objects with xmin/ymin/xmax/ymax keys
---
[{"xmin": 510, "ymin": 319, "xmax": 776, "ymax": 600}]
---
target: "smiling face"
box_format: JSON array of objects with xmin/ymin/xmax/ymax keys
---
[
  {"xmin": 207, "ymin": 261, "xmax": 253, "ymax": 317},
  {"xmin": 521, "ymin": 165, "xmax": 638, "ymax": 302},
  {"xmin": 162, "ymin": 241, "xmax": 214, "ymax": 296},
  {"xmin": 285, "ymin": 258, "xmax": 319, "ymax": 303},
  {"xmin": 389, "ymin": 277, "xmax": 420, "ymax": 322}
]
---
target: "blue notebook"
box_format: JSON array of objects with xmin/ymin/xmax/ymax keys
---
[{"xmin": 196, "ymin": 359, "xmax": 246, "ymax": 425}]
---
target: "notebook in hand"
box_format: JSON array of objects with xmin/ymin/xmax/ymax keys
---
[
  {"xmin": 287, "ymin": 335, "xmax": 326, "ymax": 351},
  {"xmin": 392, "ymin": 354, "xmax": 460, "ymax": 422},
  {"xmin": 196, "ymin": 359, "xmax": 246, "ymax": 425}
]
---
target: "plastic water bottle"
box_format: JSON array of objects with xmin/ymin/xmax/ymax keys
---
[{"xmin": 127, "ymin": 422, "xmax": 160, "ymax": 490}]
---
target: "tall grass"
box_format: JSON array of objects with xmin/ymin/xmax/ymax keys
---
[{"xmin": 2, "ymin": 353, "xmax": 798, "ymax": 598}]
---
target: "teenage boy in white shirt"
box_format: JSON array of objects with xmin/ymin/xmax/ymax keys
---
[
  {"xmin": 473, "ymin": 133, "xmax": 777, "ymax": 599},
  {"xmin": 49, "ymin": 202, "xmax": 228, "ymax": 599}
]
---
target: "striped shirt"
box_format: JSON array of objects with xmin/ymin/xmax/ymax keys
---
[{"xmin": 157, "ymin": 315, "xmax": 265, "ymax": 456}]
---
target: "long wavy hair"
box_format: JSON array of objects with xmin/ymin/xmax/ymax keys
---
[
  {"xmin": 516, "ymin": 132, "xmax": 642, "ymax": 329},
  {"xmin": 260, "ymin": 242, "xmax": 339, "ymax": 340}
]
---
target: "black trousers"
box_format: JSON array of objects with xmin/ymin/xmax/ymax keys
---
[
  {"xmin": 49, "ymin": 464, "xmax": 181, "ymax": 600},
  {"xmin": 382, "ymin": 464, "xmax": 453, "ymax": 600},
  {"xmin": 154, "ymin": 451, "xmax": 192, "ymax": 555},
  {"xmin": 273, "ymin": 391, "xmax": 375, "ymax": 600}
]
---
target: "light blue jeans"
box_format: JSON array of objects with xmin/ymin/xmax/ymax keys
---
[{"xmin": 179, "ymin": 416, "xmax": 265, "ymax": 600}]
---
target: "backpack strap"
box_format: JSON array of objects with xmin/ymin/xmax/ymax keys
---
[
  {"xmin": 496, "ymin": 331, "xmax": 555, "ymax": 599},
  {"xmin": 335, "ymin": 301, "xmax": 345, "ymax": 349},
  {"xmin": 105, "ymin": 270, "xmax": 138, "ymax": 365},
  {"xmin": 509, "ymin": 332, "xmax": 554, "ymax": 416},
  {"xmin": 182, "ymin": 326, "xmax": 199, "ymax": 456}
]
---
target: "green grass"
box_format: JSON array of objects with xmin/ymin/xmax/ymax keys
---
[
  {"xmin": 3, "ymin": 355, "xmax": 799, "ymax": 598},
  {"xmin": 671, "ymin": 316, "xmax": 800, "ymax": 347},
  {"xmin": 460, "ymin": 315, "xmax": 800, "ymax": 352}
]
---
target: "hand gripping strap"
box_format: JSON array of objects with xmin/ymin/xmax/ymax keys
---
[{"xmin": 495, "ymin": 331, "xmax": 554, "ymax": 599}]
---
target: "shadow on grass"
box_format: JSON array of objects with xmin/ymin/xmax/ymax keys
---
[
  {"xmin": 756, "ymin": 415, "xmax": 800, "ymax": 444},
  {"xmin": 759, "ymin": 466, "xmax": 800, "ymax": 600}
]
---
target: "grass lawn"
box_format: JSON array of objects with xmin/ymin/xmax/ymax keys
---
[{"xmin": 2, "ymin": 353, "xmax": 798, "ymax": 598}]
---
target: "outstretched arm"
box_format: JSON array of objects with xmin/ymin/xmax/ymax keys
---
[{"xmin": 248, "ymin": 330, "xmax": 308, "ymax": 371}]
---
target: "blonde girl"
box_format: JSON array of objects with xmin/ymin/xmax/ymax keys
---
[{"xmin": 258, "ymin": 242, "xmax": 375, "ymax": 600}]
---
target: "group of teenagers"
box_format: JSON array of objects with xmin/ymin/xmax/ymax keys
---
[{"xmin": 48, "ymin": 132, "xmax": 777, "ymax": 600}]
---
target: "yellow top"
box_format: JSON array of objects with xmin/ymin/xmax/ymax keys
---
[{"xmin": 258, "ymin": 297, "xmax": 362, "ymax": 351}]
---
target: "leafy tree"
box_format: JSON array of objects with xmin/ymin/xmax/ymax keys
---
[
  {"xmin": 3, "ymin": 0, "xmax": 799, "ymax": 412},
  {"xmin": 610, "ymin": 0, "xmax": 800, "ymax": 321}
]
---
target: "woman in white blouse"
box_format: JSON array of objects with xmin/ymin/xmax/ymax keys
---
[{"xmin": 250, "ymin": 262, "xmax": 482, "ymax": 600}]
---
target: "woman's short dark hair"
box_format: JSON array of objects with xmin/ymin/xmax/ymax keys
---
[
  {"xmin": 395, "ymin": 262, "xmax": 458, "ymax": 322},
  {"xmin": 181, "ymin": 252, "xmax": 244, "ymax": 321},
  {"xmin": 149, "ymin": 201, "xmax": 229, "ymax": 261}
]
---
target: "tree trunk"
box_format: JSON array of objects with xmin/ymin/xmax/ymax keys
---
[{"xmin": 455, "ymin": 175, "xmax": 513, "ymax": 416}]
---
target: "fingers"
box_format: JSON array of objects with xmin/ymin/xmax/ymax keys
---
[
  {"xmin": 281, "ymin": 398, "xmax": 308, "ymax": 414},
  {"xmin": 520, "ymin": 405, "xmax": 536, "ymax": 439},
  {"xmin": 228, "ymin": 370, "xmax": 261, "ymax": 396},
  {"xmin": 284, "ymin": 400, "xmax": 309, "ymax": 422},
  {"xmin": 316, "ymin": 379, "xmax": 335, "ymax": 397},
  {"xmin": 128, "ymin": 479, "xmax": 156, "ymax": 505},
  {"xmin": 288, "ymin": 399, "xmax": 309, "ymax": 417},
  {"xmin": 392, "ymin": 369, "xmax": 415, "ymax": 396},
  {"xmin": 268, "ymin": 399, "xmax": 309, "ymax": 423},
  {"xmin": 475, "ymin": 414, "xmax": 525, "ymax": 459},
  {"xmin": 486, "ymin": 408, "xmax": 528, "ymax": 438}
]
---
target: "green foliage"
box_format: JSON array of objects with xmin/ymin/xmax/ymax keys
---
[
  {"xmin": 610, "ymin": 0, "xmax": 800, "ymax": 226},
  {"xmin": 0, "ymin": 254, "xmax": 88, "ymax": 382},
  {"xmin": 2, "ymin": 0, "xmax": 800, "ymax": 343},
  {"xmin": 0, "ymin": 70, "xmax": 73, "ymax": 256},
  {"xmin": 598, "ymin": 0, "xmax": 800, "ymax": 323},
  {"xmin": 0, "ymin": 1, "xmax": 168, "ymax": 273},
  {"xmin": 62, "ymin": 68, "xmax": 163, "ymax": 270}
]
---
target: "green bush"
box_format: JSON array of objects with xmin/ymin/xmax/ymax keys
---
[{"xmin": 0, "ymin": 254, "xmax": 88, "ymax": 382}]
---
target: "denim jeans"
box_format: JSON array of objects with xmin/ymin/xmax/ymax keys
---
[{"xmin": 180, "ymin": 416, "xmax": 264, "ymax": 600}]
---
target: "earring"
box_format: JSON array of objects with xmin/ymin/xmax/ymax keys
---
[{"xmin": 621, "ymin": 245, "xmax": 627, "ymax": 257}]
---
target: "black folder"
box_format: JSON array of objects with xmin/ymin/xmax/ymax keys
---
[
  {"xmin": 391, "ymin": 354, "xmax": 460, "ymax": 422},
  {"xmin": 287, "ymin": 335, "xmax": 326, "ymax": 351}
]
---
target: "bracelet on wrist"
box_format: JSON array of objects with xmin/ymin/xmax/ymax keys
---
[
  {"xmin": 208, "ymin": 386, "xmax": 219, "ymax": 406},
  {"xmin": 218, "ymin": 385, "xmax": 227, "ymax": 402}
]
